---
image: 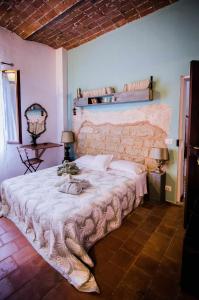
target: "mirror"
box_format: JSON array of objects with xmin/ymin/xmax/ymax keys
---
[
  {"xmin": 1, "ymin": 70, "xmax": 22, "ymax": 144},
  {"xmin": 24, "ymin": 103, "xmax": 48, "ymax": 145}
]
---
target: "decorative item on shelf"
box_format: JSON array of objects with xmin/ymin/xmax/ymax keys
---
[
  {"xmin": 77, "ymin": 88, "xmax": 82, "ymax": 98},
  {"xmin": 106, "ymin": 87, "xmax": 115, "ymax": 94},
  {"xmin": 81, "ymin": 86, "xmax": 115, "ymax": 98},
  {"xmin": 123, "ymin": 77, "xmax": 151, "ymax": 92},
  {"xmin": 73, "ymin": 76, "xmax": 153, "ymax": 109},
  {"xmin": 61, "ymin": 131, "xmax": 74, "ymax": 162},
  {"xmin": 91, "ymin": 98, "xmax": 98, "ymax": 104},
  {"xmin": 149, "ymin": 147, "xmax": 169, "ymax": 173},
  {"xmin": 111, "ymin": 95, "xmax": 116, "ymax": 102},
  {"xmin": 102, "ymin": 96, "xmax": 112, "ymax": 103}
]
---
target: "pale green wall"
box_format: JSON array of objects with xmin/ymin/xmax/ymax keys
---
[{"xmin": 67, "ymin": 0, "xmax": 199, "ymax": 203}]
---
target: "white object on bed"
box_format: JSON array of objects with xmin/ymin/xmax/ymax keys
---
[
  {"xmin": 109, "ymin": 169, "xmax": 147, "ymax": 199},
  {"xmin": 74, "ymin": 155, "xmax": 95, "ymax": 168},
  {"xmin": 75, "ymin": 154, "xmax": 113, "ymax": 171},
  {"xmin": 90, "ymin": 154, "xmax": 113, "ymax": 171},
  {"xmin": 109, "ymin": 159, "xmax": 146, "ymax": 175},
  {"xmin": 0, "ymin": 166, "xmax": 147, "ymax": 293}
]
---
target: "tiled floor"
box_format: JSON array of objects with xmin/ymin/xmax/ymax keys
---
[{"xmin": 0, "ymin": 201, "xmax": 197, "ymax": 300}]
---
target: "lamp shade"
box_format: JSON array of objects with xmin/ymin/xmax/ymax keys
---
[
  {"xmin": 61, "ymin": 131, "xmax": 74, "ymax": 143},
  {"xmin": 149, "ymin": 147, "xmax": 169, "ymax": 161}
]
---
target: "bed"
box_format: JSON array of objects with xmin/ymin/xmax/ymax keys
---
[{"xmin": 0, "ymin": 158, "xmax": 147, "ymax": 293}]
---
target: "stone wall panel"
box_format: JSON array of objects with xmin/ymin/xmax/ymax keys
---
[{"xmin": 76, "ymin": 120, "xmax": 167, "ymax": 170}]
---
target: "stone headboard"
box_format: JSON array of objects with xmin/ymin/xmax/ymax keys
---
[{"xmin": 75, "ymin": 120, "xmax": 167, "ymax": 170}]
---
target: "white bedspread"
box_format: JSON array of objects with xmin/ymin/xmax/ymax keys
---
[{"xmin": 0, "ymin": 166, "xmax": 147, "ymax": 293}]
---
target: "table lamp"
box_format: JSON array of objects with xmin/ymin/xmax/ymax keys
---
[
  {"xmin": 61, "ymin": 131, "xmax": 74, "ymax": 162},
  {"xmin": 149, "ymin": 147, "xmax": 169, "ymax": 173}
]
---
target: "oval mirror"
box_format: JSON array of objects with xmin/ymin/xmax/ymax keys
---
[{"xmin": 24, "ymin": 103, "xmax": 48, "ymax": 144}]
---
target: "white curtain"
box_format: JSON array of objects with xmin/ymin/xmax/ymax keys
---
[
  {"xmin": 0, "ymin": 72, "xmax": 6, "ymax": 159},
  {"xmin": 2, "ymin": 72, "xmax": 18, "ymax": 142}
]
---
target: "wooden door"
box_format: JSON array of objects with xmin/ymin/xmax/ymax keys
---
[
  {"xmin": 184, "ymin": 60, "xmax": 199, "ymax": 227},
  {"xmin": 177, "ymin": 76, "xmax": 190, "ymax": 203}
]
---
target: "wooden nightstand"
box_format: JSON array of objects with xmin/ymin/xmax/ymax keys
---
[{"xmin": 148, "ymin": 171, "xmax": 166, "ymax": 202}]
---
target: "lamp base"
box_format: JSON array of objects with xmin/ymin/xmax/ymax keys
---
[
  {"xmin": 31, "ymin": 134, "xmax": 37, "ymax": 146},
  {"xmin": 63, "ymin": 145, "xmax": 71, "ymax": 163},
  {"xmin": 153, "ymin": 168, "xmax": 163, "ymax": 174},
  {"xmin": 154, "ymin": 160, "xmax": 164, "ymax": 173}
]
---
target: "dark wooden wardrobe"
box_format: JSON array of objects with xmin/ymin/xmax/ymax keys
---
[{"xmin": 181, "ymin": 60, "xmax": 199, "ymax": 297}]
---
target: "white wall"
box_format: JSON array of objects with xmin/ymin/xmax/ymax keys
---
[
  {"xmin": 55, "ymin": 48, "xmax": 68, "ymax": 164},
  {"xmin": 0, "ymin": 27, "xmax": 63, "ymax": 182},
  {"xmin": 68, "ymin": 0, "xmax": 199, "ymax": 203}
]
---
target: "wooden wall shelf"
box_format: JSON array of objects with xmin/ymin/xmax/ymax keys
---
[{"xmin": 73, "ymin": 76, "xmax": 153, "ymax": 109}]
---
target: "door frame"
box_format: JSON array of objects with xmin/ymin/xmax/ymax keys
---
[{"xmin": 176, "ymin": 75, "xmax": 190, "ymax": 203}]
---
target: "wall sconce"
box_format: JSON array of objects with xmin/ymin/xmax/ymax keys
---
[{"xmin": 5, "ymin": 70, "xmax": 16, "ymax": 83}]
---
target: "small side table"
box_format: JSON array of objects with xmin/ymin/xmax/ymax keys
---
[
  {"xmin": 148, "ymin": 171, "xmax": 166, "ymax": 202},
  {"xmin": 20, "ymin": 142, "xmax": 62, "ymax": 159}
]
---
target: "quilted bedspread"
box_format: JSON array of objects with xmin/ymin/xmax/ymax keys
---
[{"xmin": 0, "ymin": 166, "xmax": 146, "ymax": 293}]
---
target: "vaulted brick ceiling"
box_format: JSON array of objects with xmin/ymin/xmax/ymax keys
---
[{"xmin": 0, "ymin": 0, "xmax": 177, "ymax": 50}]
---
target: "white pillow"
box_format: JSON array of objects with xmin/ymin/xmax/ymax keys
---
[
  {"xmin": 90, "ymin": 154, "xmax": 113, "ymax": 171},
  {"xmin": 109, "ymin": 160, "xmax": 146, "ymax": 175},
  {"xmin": 74, "ymin": 155, "xmax": 95, "ymax": 168},
  {"xmin": 75, "ymin": 154, "xmax": 113, "ymax": 171}
]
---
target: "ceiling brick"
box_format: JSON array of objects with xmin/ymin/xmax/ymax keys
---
[{"xmin": 0, "ymin": 0, "xmax": 178, "ymax": 50}]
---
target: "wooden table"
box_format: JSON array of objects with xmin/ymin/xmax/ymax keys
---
[{"xmin": 20, "ymin": 142, "xmax": 62, "ymax": 159}]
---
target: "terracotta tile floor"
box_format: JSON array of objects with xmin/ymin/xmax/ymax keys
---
[{"xmin": 0, "ymin": 201, "xmax": 197, "ymax": 300}]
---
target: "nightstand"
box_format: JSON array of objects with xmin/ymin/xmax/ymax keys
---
[{"xmin": 148, "ymin": 171, "xmax": 166, "ymax": 202}]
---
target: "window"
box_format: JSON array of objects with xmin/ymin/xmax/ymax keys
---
[
  {"xmin": 0, "ymin": 73, "xmax": 5, "ymax": 156},
  {"xmin": 1, "ymin": 70, "xmax": 22, "ymax": 144}
]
